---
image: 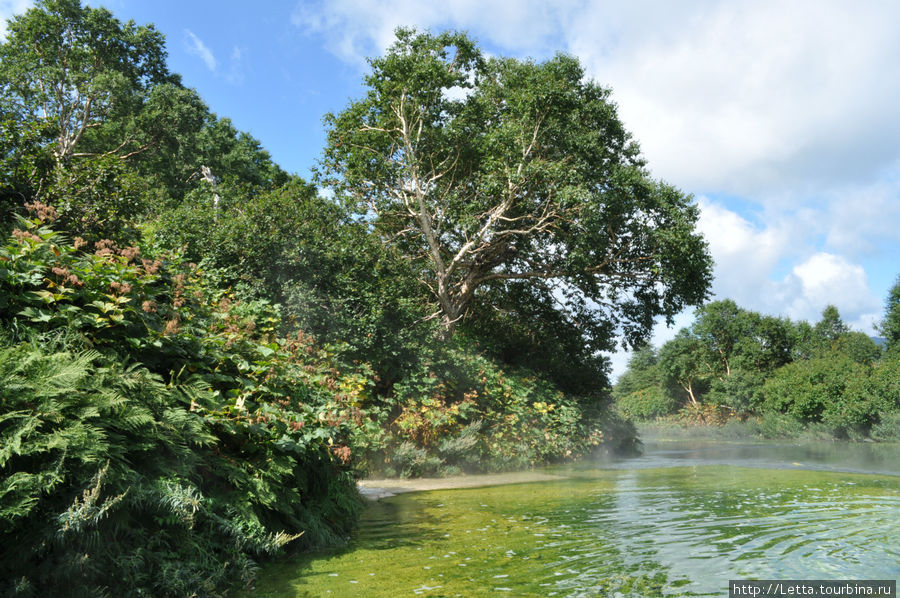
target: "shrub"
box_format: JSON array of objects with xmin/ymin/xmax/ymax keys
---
[
  {"xmin": 616, "ymin": 386, "xmax": 678, "ymax": 420},
  {"xmin": 355, "ymin": 339, "xmax": 628, "ymax": 476},
  {"xmin": 0, "ymin": 208, "xmax": 362, "ymax": 596},
  {"xmin": 762, "ymin": 354, "xmax": 878, "ymax": 431},
  {"xmin": 678, "ymin": 402, "xmax": 736, "ymax": 426},
  {"xmin": 870, "ymin": 412, "xmax": 900, "ymax": 442},
  {"xmin": 757, "ymin": 412, "xmax": 805, "ymax": 439},
  {"xmin": 705, "ymin": 369, "xmax": 766, "ymax": 412}
]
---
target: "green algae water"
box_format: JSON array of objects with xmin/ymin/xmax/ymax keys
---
[{"xmin": 243, "ymin": 442, "xmax": 900, "ymax": 597}]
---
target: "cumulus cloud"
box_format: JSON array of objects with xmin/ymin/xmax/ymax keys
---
[
  {"xmin": 0, "ymin": 0, "xmax": 33, "ymax": 40},
  {"xmin": 294, "ymin": 0, "xmax": 900, "ymax": 197},
  {"xmin": 695, "ymin": 197, "xmax": 792, "ymax": 302},
  {"xmin": 291, "ymin": 0, "xmax": 574, "ymax": 67},
  {"xmin": 781, "ymin": 252, "xmax": 881, "ymax": 328},
  {"xmin": 185, "ymin": 29, "xmax": 216, "ymax": 71},
  {"xmin": 692, "ymin": 196, "xmax": 882, "ymax": 327},
  {"xmin": 569, "ymin": 1, "xmax": 900, "ymax": 197}
]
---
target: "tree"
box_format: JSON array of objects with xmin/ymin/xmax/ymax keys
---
[
  {"xmin": 832, "ymin": 331, "xmax": 882, "ymax": 366},
  {"xmin": 0, "ymin": 0, "xmax": 173, "ymax": 164},
  {"xmin": 688, "ymin": 300, "xmax": 792, "ymax": 377},
  {"xmin": 0, "ymin": 110, "xmax": 53, "ymax": 224},
  {"xmin": 155, "ymin": 178, "xmax": 431, "ymax": 390},
  {"xmin": 460, "ymin": 280, "xmax": 614, "ymax": 396},
  {"xmin": 879, "ymin": 275, "xmax": 900, "ymax": 352},
  {"xmin": 763, "ymin": 354, "xmax": 877, "ymax": 430},
  {"xmin": 815, "ymin": 304, "xmax": 849, "ymax": 344},
  {"xmin": 613, "ymin": 345, "xmax": 678, "ymax": 418},
  {"xmin": 320, "ymin": 29, "xmax": 712, "ymax": 348},
  {"xmin": 1, "ymin": 1, "xmax": 288, "ymax": 234},
  {"xmin": 691, "ymin": 299, "xmax": 747, "ymax": 378},
  {"xmin": 749, "ymin": 315, "xmax": 795, "ymax": 371},
  {"xmin": 614, "ymin": 345, "xmax": 663, "ymax": 398},
  {"xmin": 658, "ymin": 330, "xmax": 708, "ymax": 406},
  {"xmin": 793, "ymin": 305, "xmax": 874, "ymax": 362}
]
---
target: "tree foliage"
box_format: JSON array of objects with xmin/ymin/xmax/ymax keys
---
[
  {"xmin": 0, "ymin": 0, "xmax": 173, "ymax": 164},
  {"xmin": 614, "ymin": 298, "xmax": 898, "ymax": 435},
  {"xmin": 320, "ymin": 29, "xmax": 712, "ymax": 350},
  {"xmin": 613, "ymin": 345, "xmax": 678, "ymax": 418},
  {"xmin": 658, "ymin": 330, "xmax": 708, "ymax": 406},
  {"xmin": 880, "ymin": 274, "xmax": 900, "ymax": 352},
  {"xmin": 0, "ymin": 0, "xmax": 287, "ymax": 238},
  {"xmin": 154, "ymin": 177, "xmax": 433, "ymax": 390}
]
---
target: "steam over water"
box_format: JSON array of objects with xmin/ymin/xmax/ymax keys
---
[{"xmin": 244, "ymin": 441, "xmax": 900, "ymax": 597}]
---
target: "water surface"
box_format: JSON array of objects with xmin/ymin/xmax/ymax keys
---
[{"xmin": 244, "ymin": 441, "xmax": 900, "ymax": 597}]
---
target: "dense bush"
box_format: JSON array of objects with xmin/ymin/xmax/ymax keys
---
[
  {"xmin": 0, "ymin": 207, "xmax": 362, "ymax": 596},
  {"xmin": 762, "ymin": 354, "xmax": 879, "ymax": 432},
  {"xmin": 870, "ymin": 412, "xmax": 900, "ymax": 442},
  {"xmin": 152, "ymin": 179, "xmax": 431, "ymax": 389},
  {"xmin": 756, "ymin": 412, "xmax": 806, "ymax": 439},
  {"xmin": 616, "ymin": 386, "xmax": 678, "ymax": 420},
  {"xmin": 705, "ymin": 369, "xmax": 766, "ymax": 412},
  {"xmin": 614, "ymin": 299, "xmax": 900, "ymax": 439},
  {"xmin": 357, "ymin": 341, "xmax": 622, "ymax": 477},
  {"xmin": 612, "ymin": 346, "xmax": 679, "ymax": 419},
  {"xmin": 151, "ymin": 186, "xmax": 638, "ymax": 477}
]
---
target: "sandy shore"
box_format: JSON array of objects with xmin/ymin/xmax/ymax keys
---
[{"xmin": 357, "ymin": 470, "xmax": 565, "ymax": 500}]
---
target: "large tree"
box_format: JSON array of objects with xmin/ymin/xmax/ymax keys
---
[
  {"xmin": 320, "ymin": 29, "xmax": 712, "ymax": 349},
  {"xmin": 0, "ymin": 0, "xmax": 288, "ymax": 235},
  {"xmin": 0, "ymin": 0, "xmax": 173, "ymax": 164},
  {"xmin": 691, "ymin": 299, "xmax": 794, "ymax": 378}
]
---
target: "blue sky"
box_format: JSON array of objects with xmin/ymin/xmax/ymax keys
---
[{"xmin": 3, "ymin": 1, "xmax": 899, "ymax": 376}]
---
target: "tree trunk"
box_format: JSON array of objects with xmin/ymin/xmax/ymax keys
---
[{"xmin": 681, "ymin": 381, "xmax": 698, "ymax": 405}]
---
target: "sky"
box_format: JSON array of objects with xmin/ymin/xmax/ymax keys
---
[{"xmin": 3, "ymin": 0, "xmax": 899, "ymax": 378}]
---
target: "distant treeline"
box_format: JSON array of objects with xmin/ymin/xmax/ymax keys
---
[{"xmin": 613, "ymin": 296, "xmax": 900, "ymax": 440}]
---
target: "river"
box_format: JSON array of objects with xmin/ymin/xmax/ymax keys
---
[{"xmin": 241, "ymin": 440, "xmax": 900, "ymax": 597}]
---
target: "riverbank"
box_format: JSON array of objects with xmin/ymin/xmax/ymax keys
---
[
  {"xmin": 359, "ymin": 425, "xmax": 900, "ymax": 500},
  {"xmin": 358, "ymin": 470, "xmax": 566, "ymax": 500},
  {"xmin": 636, "ymin": 412, "xmax": 900, "ymax": 443}
]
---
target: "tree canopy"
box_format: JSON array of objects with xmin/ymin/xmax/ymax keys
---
[
  {"xmin": 320, "ymin": 29, "xmax": 712, "ymax": 351},
  {"xmin": 0, "ymin": 0, "xmax": 288, "ymax": 239},
  {"xmin": 0, "ymin": 0, "xmax": 174, "ymax": 164}
]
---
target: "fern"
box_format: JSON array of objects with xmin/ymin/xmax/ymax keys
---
[{"xmin": 2, "ymin": 216, "xmax": 362, "ymax": 596}]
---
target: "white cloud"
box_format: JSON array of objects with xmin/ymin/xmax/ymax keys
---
[
  {"xmin": 782, "ymin": 252, "xmax": 880, "ymax": 329},
  {"xmin": 693, "ymin": 197, "xmax": 882, "ymax": 331},
  {"xmin": 185, "ymin": 29, "xmax": 216, "ymax": 71},
  {"xmin": 292, "ymin": 0, "xmax": 574, "ymax": 67},
  {"xmin": 566, "ymin": 1, "xmax": 900, "ymax": 197},
  {"xmin": 695, "ymin": 197, "xmax": 791, "ymax": 303},
  {"xmin": 821, "ymin": 176, "xmax": 900, "ymax": 257},
  {"xmin": 0, "ymin": 0, "xmax": 32, "ymax": 40}
]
